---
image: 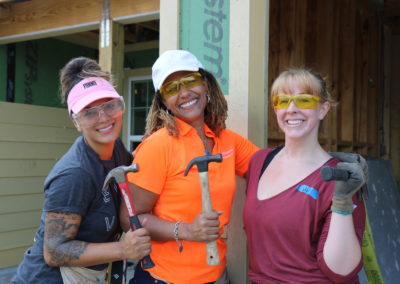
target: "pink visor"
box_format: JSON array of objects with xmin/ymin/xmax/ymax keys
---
[{"xmin": 67, "ymin": 77, "xmax": 121, "ymax": 114}]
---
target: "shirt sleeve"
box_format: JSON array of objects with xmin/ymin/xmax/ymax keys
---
[
  {"xmin": 43, "ymin": 168, "xmax": 95, "ymax": 216},
  {"xmin": 126, "ymin": 135, "xmax": 168, "ymax": 194},
  {"xmin": 316, "ymin": 195, "xmax": 366, "ymax": 282},
  {"xmin": 232, "ymin": 131, "xmax": 260, "ymax": 177}
]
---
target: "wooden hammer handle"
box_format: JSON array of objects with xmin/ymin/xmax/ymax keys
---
[{"xmin": 198, "ymin": 172, "xmax": 220, "ymax": 265}]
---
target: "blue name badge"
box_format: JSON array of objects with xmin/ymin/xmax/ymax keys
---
[{"xmin": 296, "ymin": 185, "xmax": 319, "ymax": 199}]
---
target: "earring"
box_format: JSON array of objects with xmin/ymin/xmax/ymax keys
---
[{"xmin": 206, "ymin": 93, "xmax": 211, "ymax": 103}]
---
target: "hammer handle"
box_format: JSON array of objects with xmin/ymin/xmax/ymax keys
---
[
  {"xmin": 198, "ymin": 172, "xmax": 220, "ymax": 266},
  {"xmin": 129, "ymin": 216, "xmax": 155, "ymax": 269},
  {"xmin": 119, "ymin": 182, "xmax": 155, "ymax": 269}
]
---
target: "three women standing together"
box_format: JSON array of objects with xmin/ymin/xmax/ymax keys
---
[{"xmin": 13, "ymin": 50, "xmax": 366, "ymax": 284}]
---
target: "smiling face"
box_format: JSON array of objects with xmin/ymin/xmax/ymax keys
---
[
  {"xmin": 161, "ymin": 71, "xmax": 208, "ymax": 128},
  {"xmin": 273, "ymin": 77, "xmax": 330, "ymax": 141},
  {"xmin": 73, "ymin": 98, "xmax": 123, "ymax": 155}
]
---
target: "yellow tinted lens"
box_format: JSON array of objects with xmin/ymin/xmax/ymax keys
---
[
  {"xmin": 160, "ymin": 72, "xmax": 202, "ymax": 99},
  {"xmin": 293, "ymin": 94, "xmax": 320, "ymax": 108},
  {"xmin": 272, "ymin": 94, "xmax": 320, "ymax": 109},
  {"xmin": 273, "ymin": 94, "xmax": 291, "ymax": 109},
  {"xmin": 160, "ymin": 82, "xmax": 179, "ymax": 98},
  {"xmin": 181, "ymin": 73, "xmax": 202, "ymax": 89}
]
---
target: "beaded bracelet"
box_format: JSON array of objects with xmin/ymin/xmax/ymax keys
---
[{"xmin": 174, "ymin": 221, "xmax": 183, "ymax": 252}]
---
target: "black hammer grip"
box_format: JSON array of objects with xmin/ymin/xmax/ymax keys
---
[
  {"xmin": 129, "ymin": 216, "xmax": 155, "ymax": 269},
  {"xmin": 321, "ymin": 166, "xmax": 350, "ymax": 181}
]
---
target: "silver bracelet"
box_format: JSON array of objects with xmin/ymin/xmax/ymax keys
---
[{"xmin": 174, "ymin": 221, "xmax": 183, "ymax": 253}]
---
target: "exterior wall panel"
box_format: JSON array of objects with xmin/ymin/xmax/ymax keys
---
[{"xmin": 0, "ymin": 102, "xmax": 78, "ymax": 268}]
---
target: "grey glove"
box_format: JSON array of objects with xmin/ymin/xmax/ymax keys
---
[
  {"xmin": 329, "ymin": 152, "xmax": 368, "ymax": 214},
  {"xmin": 329, "ymin": 152, "xmax": 368, "ymax": 183}
]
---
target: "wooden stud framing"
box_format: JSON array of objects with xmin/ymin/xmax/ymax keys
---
[{"xmin": 0, "ymin": 0, "xmax": 159, "ymax": 38}]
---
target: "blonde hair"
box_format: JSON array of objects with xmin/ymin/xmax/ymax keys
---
[
  {"xmin": 271, "ymin": 67, "xmax": 336, "ymax": 105},
  {"xmin": 144, "ymin": 69, "xmax": 228, "ymax": 138}
]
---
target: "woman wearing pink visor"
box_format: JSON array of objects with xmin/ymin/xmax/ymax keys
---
[{"xmin": 12, "ymin": 57, "xmax": 151, "ymax": 284}]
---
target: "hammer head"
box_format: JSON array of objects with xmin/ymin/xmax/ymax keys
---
[
  {"xmin": 184, "ymin": 154, "xmax": 223, "ymax": 176},
  {"xmin": 102, "ymin": 163, "xmax": 139, "ymax": 190}
]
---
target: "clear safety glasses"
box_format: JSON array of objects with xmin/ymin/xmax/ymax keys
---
[
  {"xmin": 71, "ymin": 97, "xmax": 125, "ymax": 128},
  {"xmin": 160, "ymin": 72, "xmax": 203, "ymax": 99},
  {"xmin": 272, "ymin": 94, "xmax": 321, "ymax": 109}
]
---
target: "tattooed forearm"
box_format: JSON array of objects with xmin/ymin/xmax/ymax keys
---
[{"xmin": 44, "ymin": 212, "xmax": 88, "ymax": 266}]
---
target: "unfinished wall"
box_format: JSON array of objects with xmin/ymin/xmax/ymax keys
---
[
  {"xmin": 0, "ymin": 0, "xmax": 159, "ymax": 40},
  {"xmin": 0, "ymin": 102, "xmax": 78, "ymax": 268},
  {"xmin": 268, "ymin": 0, "xmax": 380, "ymax": 158}
]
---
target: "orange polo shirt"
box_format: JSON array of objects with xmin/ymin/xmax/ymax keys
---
[{"xmin": 126, "ymin": 118, "xmax": 259, "ymax": 284}]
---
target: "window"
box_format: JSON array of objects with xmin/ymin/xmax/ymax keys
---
[{"xmin": 127, "ymin": 76, "xmax": 154, "ymax": 151}]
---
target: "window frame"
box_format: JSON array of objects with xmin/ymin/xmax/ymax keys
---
[{"xmin": 127, "ymin": 74, "xmax": 153, "ymax": 151}]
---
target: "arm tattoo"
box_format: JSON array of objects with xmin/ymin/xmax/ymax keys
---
[{"xmin": 44, "ymin": 212, "xmax": 88, "ymax": 266}]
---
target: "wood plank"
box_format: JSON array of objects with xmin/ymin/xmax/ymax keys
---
[
  {"xmin": 0, "ymin": 194, "xmax": 43, "ymax": 215},
  {"xmin": 0, "ymin": 124, "xmax": 78, "ymax": 143},
  {"xmin": 312, "ymin": 0, "xmax": 337, "ymax": 150},
  {"xmin": 0, "ymin": 177, "xmax": 44, "ymax": 196},
  {"xmin": 0, "ymin": 0, "xmax": 159, "ymax": 38},
  {"xmin": 267, "ymin": 0, "xmax": 282, "ymax": 146},
  {"xmin": 390, "ymin": 35, "xmax": 400, "ymax": 181},
  {"xmin": 353, "ymin": 6, "xmax": 366, "ymax": 150},
  {"xmin": 367, "ymin": 10, "xmax": 380, "ymax": 157},
  {"xmin": 0, "ymin": 159, "xmax": 55, "ymax": 178},
  {"xmin": 304, "ymin": 0, "xmax": 318, "ymax": 68},
  {"xmin": 337, "ymin": 0, "xmax": 356, "ymax": 146},
  {"xmin": 383, "ymin": 26, "xmax": 392, "ymax": 159},
  {"xmin": 0, "ymin": 210, "xmax": 41, "ymax": 233},
  {"xmin": 278, "ymin": 0, "xmax": 296, "ymax": 69},
  {"xmin": 329, "ymin": 1, "xmax": 342, "ymax": 152},
  {"xmin": 99, "ymin": 21, "xmax": 125, "ymax": 94},
  {"xmin": 0, "ymin": 228, "xmax": 37, "ymax": 251},
  {"xmin": 0, "ymin": 102, "xmax": 75, "ymax": 127},
  {"xmin": 0, "ymin": 246, "xmax": 29, "ymax": 268},
  {"xmin": 0, "ymin": 141, "xmax": 70, "ymax": 159},
  {"xmin": 293, "ymin": 0, "xmax": 307, "ymax": 65}
]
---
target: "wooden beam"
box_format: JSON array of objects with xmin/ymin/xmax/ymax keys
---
[
  {"xmin": 390, "ymin": 35, "xmax": 400, "ymax": 181},
  {"xmin": 338, "ymin": 0, "xmax": 357, "ymax": 149},
  {"xmin": 125, "ymin": 40, "xmax": 159, "ymax": 52},
  {"xmin": 383, "ymin": 26, "xmax": 391, "ymax": 159},
  {"xmin": 54, "ymin": 32, "xmax": 99, "ymax": 49},
  {"xmin": 99, "ymin": 20, "xmax": 124, "ymax": 94},
  {"xmin": 0, "ymin": 3, "xmax": 10, "ymax": 19},
  {"xmin": 0, "ymin": 0, "xmax": 159, "ymax": 38}
]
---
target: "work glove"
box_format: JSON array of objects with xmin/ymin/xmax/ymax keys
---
[
  {"xmin": 329, "ymin": 152, "xmax": 368, "ymax": 214},
  {"xmin": 329, "ymin": 152, "xmax": 368, "ymax": 182}
]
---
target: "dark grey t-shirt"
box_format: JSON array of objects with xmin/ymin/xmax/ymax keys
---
[{"xmin": 12, "ymin": 136, "xmax": 132, "ymax": 284}]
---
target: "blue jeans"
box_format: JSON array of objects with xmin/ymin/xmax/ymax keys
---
[{"xmin": 130, "ymin": 264, "xmax": 229, "ymax": 284}]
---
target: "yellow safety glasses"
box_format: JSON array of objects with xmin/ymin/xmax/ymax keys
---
[
  {"xmin": 272, "ymin": 94, "xmax": 321, "ymax": 109},
  {"xmin": 160, "ymin": 72, "xmax": 203, "ymax": 99}
]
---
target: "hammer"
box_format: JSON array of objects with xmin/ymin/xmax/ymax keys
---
[
  {"xmin": 184, "ymin": 153, "xmax": 223, "ymax": 265},
  {"xmin": 102, "ymin": 164, "xmax": 155, "ymax": 269}
]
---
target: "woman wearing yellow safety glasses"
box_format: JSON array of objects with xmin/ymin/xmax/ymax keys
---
[
  {"xmin": 124, "ymin": 50, "xmax": 259, "ymax": 284},
  {"xmin": 243, "ymin": 68, "xmax": 367, "ymax": 283}
]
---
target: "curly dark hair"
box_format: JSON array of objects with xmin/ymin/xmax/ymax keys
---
[{"xmin": 144, "ymin": 69, "xmax": 228, "ymax": 138}]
